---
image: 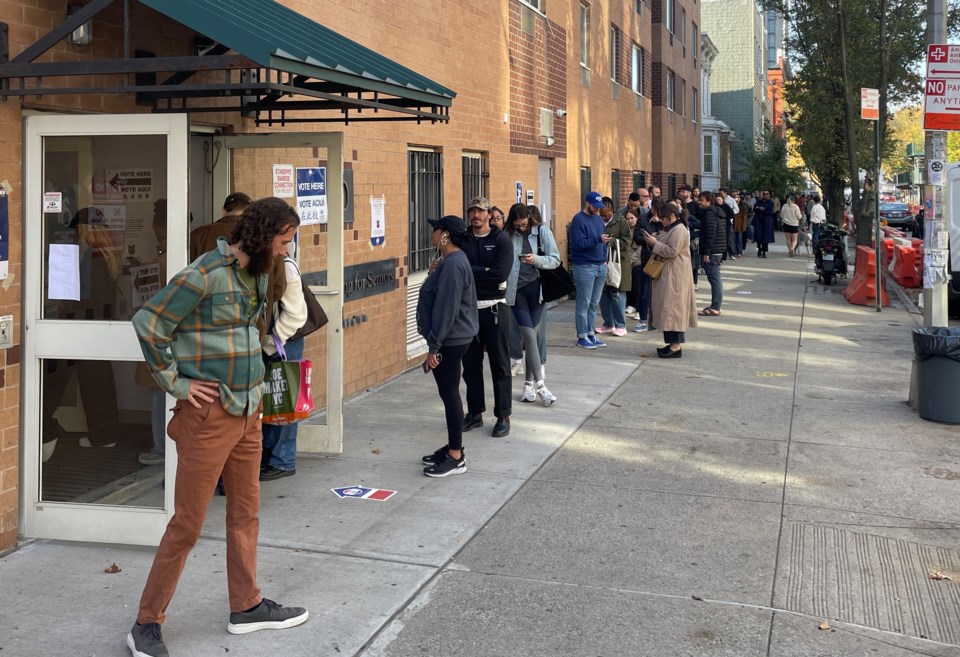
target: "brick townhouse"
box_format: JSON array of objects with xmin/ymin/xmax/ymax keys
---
[{"xmin": 0, "ymin": 0, "xmax": 699, "ymax": 551}]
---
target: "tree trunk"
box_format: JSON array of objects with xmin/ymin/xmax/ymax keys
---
[{"xmin": 838, "ymin": 0, "xmax": 866, "ymax": 246}]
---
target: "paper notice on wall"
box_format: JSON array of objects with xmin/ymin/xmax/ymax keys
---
[
  {"xmin": 48, "ymin": 244, "xmax": 80, "ymax": 300},
  {"xmin": 0, "ymin": 190, "xmax": 8, "ymax": 280},
  {"xmin": 370, "ymin": 195, "xmax": 385, "ymax": 246}
]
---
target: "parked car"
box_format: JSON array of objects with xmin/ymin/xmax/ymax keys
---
[{"xmin": 879, "ymin": 202, "xmax": 919, "ymax": 233}]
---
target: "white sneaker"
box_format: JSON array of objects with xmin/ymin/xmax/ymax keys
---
[
  {"xmin": 511, "ymin": 359, "xmax": 524, "ymax": 377},
  {"xmin": 536, "ymin": 383, "xmax": 557, "ymax": 407},
  {"xmin": 521, "ymin": 382, "xmax": 537, "ymax": 403},
  {"xmin": 633, "ymin": 311, "xmax": 642, "ymax": 321},
  {"xmin": 625, "ymin": 305, "xmax": 636, "ymax": 315}
]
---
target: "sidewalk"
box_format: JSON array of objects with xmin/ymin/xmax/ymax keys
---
[{"xmin": 3, "ymin": 245, "xmax": 960, "ymax": 657}]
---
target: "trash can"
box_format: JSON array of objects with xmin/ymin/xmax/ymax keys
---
[{"xmin": 913, "ymin": 327, "xmax": 960, "ymax": 424}]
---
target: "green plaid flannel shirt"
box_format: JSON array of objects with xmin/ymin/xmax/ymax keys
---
[{"xmin": 133, "ymin": 238, "xmax": 267, "ymax": 417}]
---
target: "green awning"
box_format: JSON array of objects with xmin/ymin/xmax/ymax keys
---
[
  {"xmin": 141, "ymin": 0, "xmax": 455, "ymax": 105},
  {"xmin": 0, "ymin": 0, "xmax": 455, "ymax": 124}
]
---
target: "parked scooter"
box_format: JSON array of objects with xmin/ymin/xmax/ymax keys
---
[{"xmin": 814, "ymin": 222, "xmax": 848, "ymax": 285}]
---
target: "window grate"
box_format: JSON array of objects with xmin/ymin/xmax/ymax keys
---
[
  {"xmin": 462, "ymin": 153, "xmax": 489, "ymax": 218},
  {"xmin": 408, "ymin": 150, "xmax": 443, "ymax": 275}
]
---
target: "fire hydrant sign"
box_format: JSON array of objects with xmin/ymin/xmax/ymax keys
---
[
  {"xmin": 272, "ymin": 164, "xmax": 295, "ymax": 198},
  {"xmin": 296, "ymin": 167, "xmax": 327, "ymax": 225},
  {"xmin": 924, "ymin": 44, "xmax": 960, "ymax": 130}
]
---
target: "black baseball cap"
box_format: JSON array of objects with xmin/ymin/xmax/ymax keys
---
[{"xmin": 428, "ymin": 215, "xmax": 467, "ymax": 235}]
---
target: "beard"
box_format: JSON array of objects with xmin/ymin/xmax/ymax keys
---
[{"xmin": 245, "ymin": 246, "xmax": 275, "ymax": 277}]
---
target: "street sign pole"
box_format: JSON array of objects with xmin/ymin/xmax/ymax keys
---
[
  {"xmin": 862, "ymin": 87, "xmax": 882, "ymax": 312},
  {"xmin": 922, "ymin": 0, "xmax": 949, "ymax": 326},
  {"xmin": 875, "ymin": 120, "xmax": 882, "ymax": 312}
]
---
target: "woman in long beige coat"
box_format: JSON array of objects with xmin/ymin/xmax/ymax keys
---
[{"xmin": 641, "ymin": 202, "xmax": 697, "ymax": 358}]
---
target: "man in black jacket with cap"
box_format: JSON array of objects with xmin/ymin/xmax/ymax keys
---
[
  {"xmin": 698, "ymin": 191, "xmax": 726, "ymax": 316},
  {"xmin": 460, "ymin": 196, "xmax": 513, "ymax": 437}
]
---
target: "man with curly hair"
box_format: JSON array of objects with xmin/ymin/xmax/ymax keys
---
[{"xmin": 127, "ymin": 197, "xmax": 308, "ymax": 657}]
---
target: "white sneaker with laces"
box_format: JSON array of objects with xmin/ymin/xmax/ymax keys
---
[
  {"xmin": 536, "ymin": 382, "xmax": 557, "ymax": 407},
  {"xmin": 511, "ymin": 359, "xmax": 524, "ymax": 377},
  {"xmin": 521, "ymin": 382, "xmax": 537, "ymax": 403}
]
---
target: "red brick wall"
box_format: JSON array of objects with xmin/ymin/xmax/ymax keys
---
[{"xmin": 508, "ymin": 2, "xmax": 568, "ymax": 157}]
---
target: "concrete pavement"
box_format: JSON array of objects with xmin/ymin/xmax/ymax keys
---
[{"xmin": 3, "ymin": 244, "xmax": 960, "ymax": 656}]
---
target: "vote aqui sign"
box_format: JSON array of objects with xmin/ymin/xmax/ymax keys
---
[{"xmin": 924, "ymin": 44, "xmax": 960, "ymax": 130}]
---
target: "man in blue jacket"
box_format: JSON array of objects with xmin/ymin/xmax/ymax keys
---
[
  {"xmin": 569, "ymin": 191, "xmax": 611, "ymax": 349},
  {"xmin": 460, "ymin": 196, "xmax": 514, "ymax": 437}
]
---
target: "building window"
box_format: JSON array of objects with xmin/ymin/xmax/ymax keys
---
[
  {"xmin": 680, "ymin": 79, "xmax": 686, "ymax": 117},
  {"xmin": 580, "ymin": 166, "xmax": 592, "ymax": 201},
  {"xmin": 703, "ymin": 136, "xmax": 713, "ymax": 173},
  {"xmin": 693, "ymin": 174, "xmax": 700, "ymax": 189},
  {"xmin": 611, "ymin": 170, "xmax": 621, "ymax": 208},
  {"xmin": 633, "ymin": 170, "xmax": 646, "ymax": 193},
  {"xmin": 408, "ymin": 149, "xmax": 443, "ymax": 274},
  {"xmin": 692, "ymin": 88, "xmax": 699, "ymax": 123},
  {"xmin": 664, "ymin": 0, "xmax": 674, "ymax": 34},
  {"xmin": 692, "ymin": 23, "xmax": 698, "ymax": 67},
  {"xmin": 461, "ymin": 153, "xmax": 489, "ymax": 219},
  {"xmin": 610, "ymin": 24, "xmax": 621, "ymax": 84},
  {"xmin": 667, "ymin": 70, "xmax": 675, "ymax": 112},
  {"xmin": 679, "ymin": 7, "xmax": 686, "ymax": 57},
  {"xmin": 580, "ymin": 3, "xmax": 589, "ymax": 68},
  {"xmin": 523, "ymin": 0, "xmax": 543, "ymax": 11},
  {"xmin": 636, "ymin": 0, "xmax": 643, "ymax": 14},
  {"xmin": 631, "ymin": 44, "xmax": 643, "ymax": 95},
  {"xmin": 667, "ymin": 174, "xmax": 677, "ymax": 199}
]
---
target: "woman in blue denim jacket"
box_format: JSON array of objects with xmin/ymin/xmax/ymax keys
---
[{"xmin": 504, "ymin": 203, "xmax": 561, "ymax": 406}]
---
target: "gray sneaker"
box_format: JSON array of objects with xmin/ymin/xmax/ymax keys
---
[
  {"xmin": 227, "ymin": 598, "xmax": 309, "ymax": 635},
  {"xmin": 127, "ymin": 622, "xmax": 168, "ymax": 657},
  {"xmin": 138, "ymin": 450, "xmax": 165, "ymax": 466}
]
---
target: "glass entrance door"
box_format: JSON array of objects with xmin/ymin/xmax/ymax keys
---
[
  {"xmin": 23, "ymin": 114, "xmax": 188, "ymax": 545},
  {"xmin": 213, "ymin": 133, "xmax": 345, "ymax": 455}
]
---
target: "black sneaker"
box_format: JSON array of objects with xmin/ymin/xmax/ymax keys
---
[
  {"xmin": 423, "ymin": 451, "xmax": 466, "ymax": 477},
  {"xmin": 422, "ymin": 445, "xmax": 466, "ymax": 466},
  {"xmin": 227, "ymin": 598, "xmax": 309, "ymax": 635},
  {"xmin": 127, "ymin": 622, "xmax": 168, "ymax": 657}
]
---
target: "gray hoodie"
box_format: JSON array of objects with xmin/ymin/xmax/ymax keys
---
[{"xmin": 416, "ymin": 250, "xmax": 479, "ymax": 354}]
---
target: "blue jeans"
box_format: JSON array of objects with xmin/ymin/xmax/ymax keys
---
[
  {"xmin": 151, "ymin": 389, "xmax": 166, "ymax": 456},
  {"xmin": 572, "ymin": 263, "xmax": 607, "ymax": 338},
  {"xmin": 733, "ymin": 231, "xmax": 744, "ymax": 256},
  {"xmin": 703, "ymin": 253, "xmax": 723, "ymax": 311},
  {"xmin": 262, "ymin": 337, "xmax": 305, "ymax": 471},
  {"xmin": 812, "ymin": 224, "xmax": 822, "ymax": 249},
  {"xmin": 599, "ymin": 286, "xmax": 626, "ymax": 329}
]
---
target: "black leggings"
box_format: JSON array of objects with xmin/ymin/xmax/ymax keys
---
[{"xmin": 432, "ymin": 343, "xmax": 470, "ymax": 451}]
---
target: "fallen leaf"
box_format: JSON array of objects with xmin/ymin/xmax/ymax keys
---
[
  {"xmin": 640, "ymin": 352, "xmax": 650, "ymax": 358},
  {"xmin": 104, "ymin": 563, "xmax": 121, "ymax": 574},
  {"xmin": 371, "ymin": 448, "xmax": 382, "ymax": 455},
  {"xmin": 818, "ymin": 621, "xmax": 831, "ymax": 631},
  {"xmin": 929, "ymin": 570, "xmax": 953, "ymax": 581}
]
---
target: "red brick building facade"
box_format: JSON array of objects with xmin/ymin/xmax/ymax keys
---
[{"xmin": 0, "ymin": 0, "xmax": 700, "ymax": 550}]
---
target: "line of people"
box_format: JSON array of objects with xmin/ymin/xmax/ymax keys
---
[{"xmin": 415, "ymin": 197, "xmax": 561, "ymax": 478}]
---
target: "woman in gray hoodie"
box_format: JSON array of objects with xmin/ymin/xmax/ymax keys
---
[{"xmin": 417, "ymin": 215, "xmax": 479, "ymax": 477}]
